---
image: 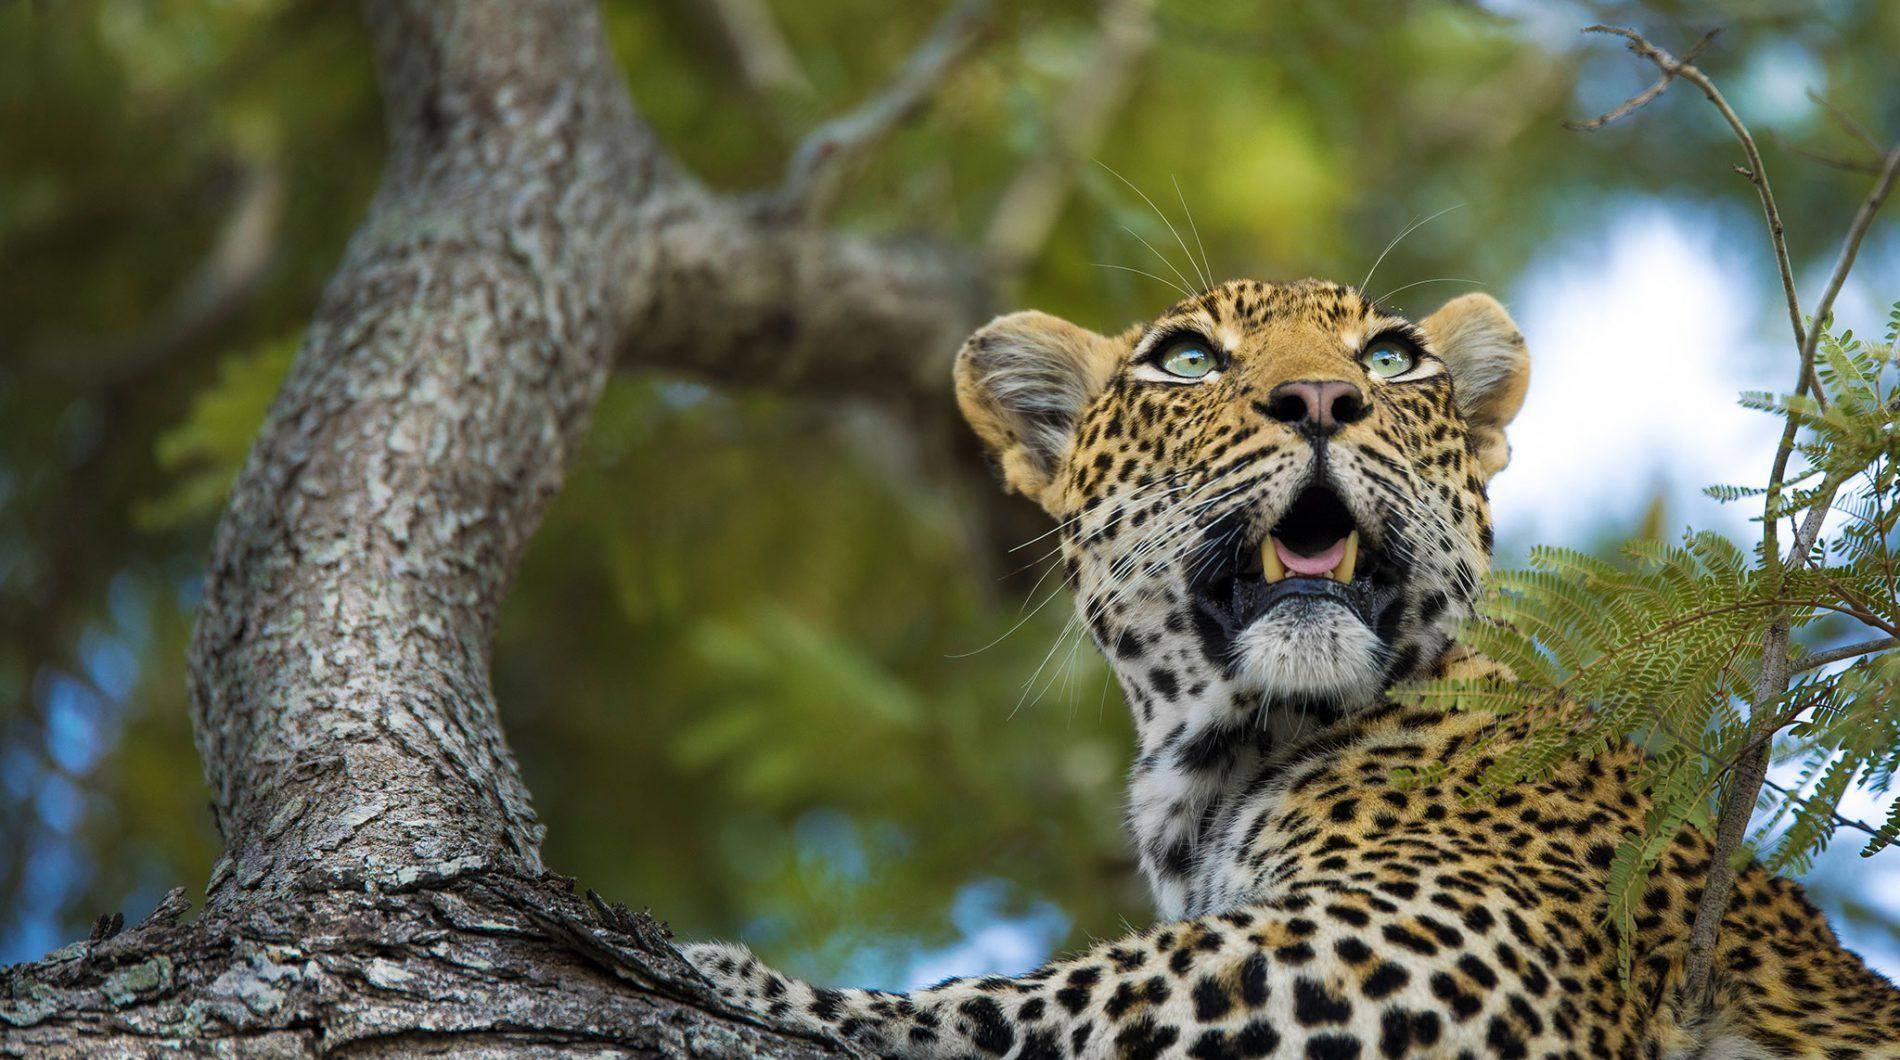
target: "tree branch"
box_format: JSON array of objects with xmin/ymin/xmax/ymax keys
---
[
  {"xmin": 633, "ymin": 203, "xmax": 989, "ymax": 398},
  {"xmin": 1572, "ymin": 23, "xmax": 1900, "ymax": 1017},
  {"xmin": 984, "ymin": 0, "xmax": 1160, "ymax": 277},
  {"xmin": 704, "ymin": 0, "xmax": 815, "ymax": 102},
  {"xmin": 1778, "ymin": 137, "xmax": 1886, "ymax": 176},
  {"xmin": 188, "ymin": 0, "xmax": 653, "ymax": 907},
  {"xmin": 182, "ymin": 0, "xmax": 993, "ymax": 912},
  {"xmin": 0, "ymin": 873, "xmax": 855, "ymax": 1058},
  {"xmin": 1790, "ymin": 636, "xmax": 1900, "ymax": 675},
  {"xmin": 768, "ymin": 0, "xmax": 991, "ymax": 220},
  {"xmin": 1568, "ymin": 26, "xmax": 1806, "ymax": 398},
  {"xmin": 1561, "ymin": 28, "xmax": 1718, "ymax": 132},
  {"xmin": 1, "ymin": 1, "xmax": 990, "ymax": 1053},
  {"xmin": 1808, "ymin": 89, "xmax": 1884, "ymax": 156}
]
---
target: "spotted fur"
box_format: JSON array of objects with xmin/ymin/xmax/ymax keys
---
[{"xmin": 682, "ymin": 280, "xmax": 1900, "ymax": 1057}]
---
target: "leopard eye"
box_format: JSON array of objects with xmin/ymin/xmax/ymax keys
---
[
  {"xmin": 1361, "ymin": 339, "xmax": 1416, "ymax": 379},
  {"xmin": 1158, "ymin": 339, "xmax": 1218, "ymax": 379}
]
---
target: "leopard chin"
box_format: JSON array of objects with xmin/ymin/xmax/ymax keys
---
[{"xmin": 1229, "ymin": 597, "xmax": 1387, "ymax": 705}]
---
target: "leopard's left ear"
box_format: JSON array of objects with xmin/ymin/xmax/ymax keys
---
[{"xmin": 1422, "ymin": 293, "xmax": 1530, "ymax": 480}]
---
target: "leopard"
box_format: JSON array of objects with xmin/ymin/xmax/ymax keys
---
[{"xmin": 681, "ymin": 278, "xmax": 1900, "ymax": 1058}]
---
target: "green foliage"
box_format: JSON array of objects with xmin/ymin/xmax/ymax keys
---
[
  {"xmin": 489, "ymin": 375, "xmax": 1142, "ymax": 973},
  {"xmin": 1405, "ymin": 312, "xmax": 1900, "ymax": 976},
  {"xmin": 140, "ymin": 335, "xmax": 298, "ymax": 530}
]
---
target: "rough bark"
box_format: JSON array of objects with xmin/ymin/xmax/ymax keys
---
[
  {"xmin": 1, "ymin": 1, "xmax": 987, "ymax": 1055},
  {"xmin": 0, "ymin": 881, "xmax": 851, "ymax": 1059}
]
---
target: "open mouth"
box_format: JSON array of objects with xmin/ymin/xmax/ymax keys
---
[{"xmin": 1187, "ymin": 483, "xmax": 1404, "ymax": 651}]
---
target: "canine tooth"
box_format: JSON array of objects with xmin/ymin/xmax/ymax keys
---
[
  {"xmin": 1337, "ymin": 531, "xmax": 1359, "ymax": 584},
  {"xmin": 1262, "ymin": 538, "xmax": 1285, "ymax": 583}
]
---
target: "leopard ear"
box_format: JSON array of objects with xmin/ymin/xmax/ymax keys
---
[
  {"xmin": 1422, "ymin": 293, "xmax": 1530, "ymax": 480},
  {"xmin": 954, "ymin": 311, "xmax": 1123, "ymax": 513}
]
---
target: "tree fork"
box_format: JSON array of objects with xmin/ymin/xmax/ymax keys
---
[{"xmin": 1, "ymin": 1, "xmax": 990, "ymax": 1054}]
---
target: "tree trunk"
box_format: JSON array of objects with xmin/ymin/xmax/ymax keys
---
[{"xmin": 0, "ymin": 2, "xmax": 986, "ymax": 1055}]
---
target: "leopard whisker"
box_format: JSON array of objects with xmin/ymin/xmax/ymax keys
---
[
  {"xmin": 965, "ymin": 477, "xmax": 1211, "ymax": 664},
  {"xmin": 946, "ymin": 580, "xmax": 1072, "ymax": 659},
  {"xmin": 1172, "ymin": 173, "xmax": 1215, "ymax": 292},
  {"xmin": 1011, "ymin": 468, "xmax": 1199, "ymax": 554},
  {"xmin": 1373, "ymin": 276, "xmax": 1485, "ymax": 310},
  {"xmin": 1010, "ymin": 479, "xmax": 1207, "ymax": 592},
  {"xmin": 1095, "ymin": 159, "xmax": 1209, "ymax": 294},
  {"xmin": 1013, "ymin": 609, "xmax": 1085, "ymax": 716},
  {"xmin": 1359, "ymin": 203, "xmax": 1465, "ymax": 296},
  {"xmin": 1093, "ymin": 262, "xmax": 1192, "ymax": 300},
  {"xmin": 1121, "ymin": 226, "xmax": 1200, "ymax": 302}
]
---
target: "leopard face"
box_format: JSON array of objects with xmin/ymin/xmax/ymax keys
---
[{"xmin": 957, "ymin": 280, "xmax": 1529, "ymax": 748}]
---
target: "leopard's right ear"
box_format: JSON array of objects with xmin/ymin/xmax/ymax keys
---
[{"xmin": 954, "ymin": 311, "xmax": 1123, "ymax": 514}]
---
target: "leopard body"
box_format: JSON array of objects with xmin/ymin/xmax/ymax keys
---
[{"xmin": 683, "ymin": 280, "xmax": 1900, "ymax": 1058}]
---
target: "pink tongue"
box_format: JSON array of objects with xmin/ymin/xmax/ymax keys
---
[{"xmin": 1274, "ymin": 536, "xmax": 1346, "ymax": 577}]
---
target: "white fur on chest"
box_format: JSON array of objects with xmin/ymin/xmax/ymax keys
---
[
  {"xmin": 1184, "ymin": 779, "xmax": 1298, "ymax": 917},
  {"xmin": 1128, "ymin": 752, "xmax": 1301, "ymax": 920}
]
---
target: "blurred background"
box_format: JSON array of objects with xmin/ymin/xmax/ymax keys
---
[{"xmin": 3, "ymin": 0, "xmax": 1897, "ymax": 987}]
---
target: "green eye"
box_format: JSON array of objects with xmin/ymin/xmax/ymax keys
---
[
  {"xmin": 1158, "ymin": 340, "xmax": 1218, "ymax": 379},
  {"xmin": 1362, "ymin": 339, "xmax": 1417, "ymax": 379}
]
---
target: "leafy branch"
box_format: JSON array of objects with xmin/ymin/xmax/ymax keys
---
[{"xmin": 1424, "ymin": 24, "xmax": 1900, "ymax": 1013}]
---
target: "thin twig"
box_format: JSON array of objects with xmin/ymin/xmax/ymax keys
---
[
  {"xmin": 1786, "ymin": 142, "xmax": 1900, "ymax": 460},
  {"xmin": 1808, "ymin": 89, "xmax": 1884, "ymax": 156},
  {"xmin": 1768, "ymin": 145, "xmax": 1900, "ymax": 579},
  {"xmin": 768, "ymin": 0, "xmax": 991, "ymax": 220},
  {"xmin": 1569, "ymin": 26, "xmax": 1806, "ymax": 395},
  {"xmin": 1790, "ymin": 637, "xmax": 1900, "ymax": 675},
  {"xmin": 1561, "ymin": 28, "xmax": 1719, "ymax": 132},
  {"xmin": 1779, "ymin": 138, "xmax": 1885, "ymax": 176},
  {"xmin": 1571, "ymin": 23, "xmax": 1900, "ymax": 1016},
  {"xmin": 1760, "ymin": 777, "xmax": 1885, "ymax": 842},
  {"xmin": 1691, "ymin": 140, "xmax": 1899, "ymax": 1017},
  {"xmin": 1820, "ymin": 573, "xmax": 1900, "ymax": 639}
]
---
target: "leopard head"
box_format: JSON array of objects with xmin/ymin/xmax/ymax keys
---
[{"xmin": 956, "ymin": 279, "xmax": 1529, "ymax": 747}]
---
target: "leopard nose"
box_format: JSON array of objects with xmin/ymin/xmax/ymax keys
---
[{"xmin": 1263, "ymin": 380, "xmax": 1368, "ymax": 435}]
